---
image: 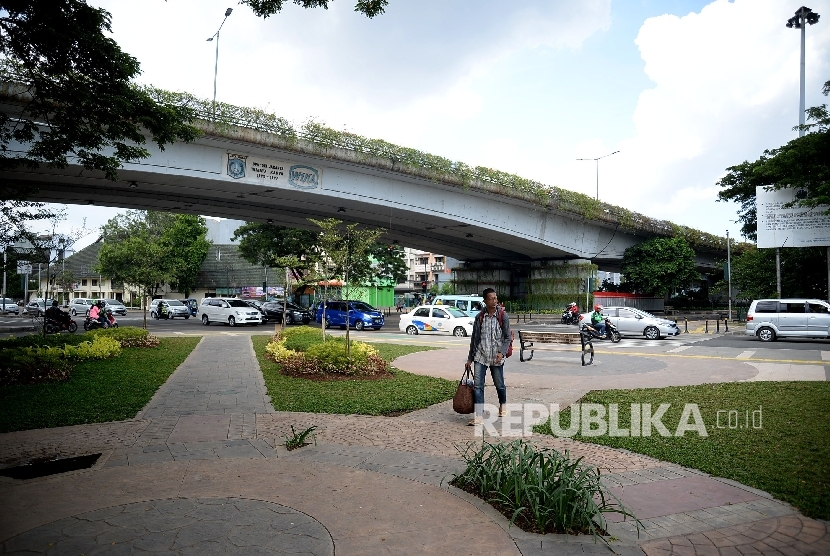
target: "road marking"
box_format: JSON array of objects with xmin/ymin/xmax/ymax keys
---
[
  {"xmin": 591, "ymin": 350, "xmax": 823, "ymax": 365},
  {"xmin": 822, "ymin": 351, "xmax": 830, "ymax": 361},
  {"xmin": 736, "ymin": 350, "xmax": 756, "ymax": 359},
  {"xmin": 667, "ymin": 345, "xmax": 693, "ymax": 353}
]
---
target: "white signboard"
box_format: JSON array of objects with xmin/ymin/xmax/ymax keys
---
[
  {"xmin": 756, "ymin": 186, "xmax": 830, "ymax": 248},
  {"xmin": 223, "ymin": 153, "xmax": 322, "ymax": 190},
  {"xmin": 16, "ymin": 261, "xmax": 32, "ymax": 275}
]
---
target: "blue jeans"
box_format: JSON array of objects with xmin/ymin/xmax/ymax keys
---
[
  {"xmin": 473, "ymin": 361, "xmax": 506, "ymax": 417},
  {"xmin": 593, "ymin": 321, "xmax": 606, "ymax": 336}
]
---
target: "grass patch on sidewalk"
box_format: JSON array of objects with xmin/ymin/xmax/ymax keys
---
[
  {"xmin": 252, "ymin": 335, "xmax": 455, "ymax": 415},
  {"xmin": 0, "ymin": 337, "xmax": 201, "ymax": 433},
  {"xmin": 534, "ymin": 382, "xmax": 830, "ymax": 520}
]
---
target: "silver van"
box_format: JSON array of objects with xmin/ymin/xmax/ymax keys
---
[{"xmin": 745, "ymin": 298, "xmax": 830, "ymax": 342}]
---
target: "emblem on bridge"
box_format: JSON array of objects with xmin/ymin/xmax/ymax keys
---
[
  {"xmin": 288, "ymin": 165, "xmax": 319, "ymax": 189},
  {"xmin": 227, "ymin": 154, "xmax": 247, "ymax": 179}
]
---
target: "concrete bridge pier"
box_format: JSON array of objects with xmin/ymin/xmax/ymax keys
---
[{"xmin": 453, "ymin": 258, "xmax": 597, "ymax": 311}]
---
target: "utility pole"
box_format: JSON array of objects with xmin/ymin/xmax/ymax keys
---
[{"xmin": 726, "ymin": 230, "xmax": 732, "ymax": 321}]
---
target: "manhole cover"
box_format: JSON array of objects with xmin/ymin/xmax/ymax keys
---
[{"xmin": 1, "ymin": 497, "xmax": 333, "ymax": 555}]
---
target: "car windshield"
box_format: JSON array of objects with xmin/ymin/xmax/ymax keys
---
[
  {"xmin": 105, "ymin": 299, "xmax": 122, "ymax": 305},
  {"xmin": 446, "ymin": 308, "xmax": 468, "ymax": 318},
  {"xmin": 166, "ymin": 300, "xmax": 184, "ymax": 306},
  {"xmin": 350, "ymin": 302, "xmax": 375, "ymax": 312},
  {"xmin": 227, "ymin": 300, "xmax": 250, "ymax": 308}
]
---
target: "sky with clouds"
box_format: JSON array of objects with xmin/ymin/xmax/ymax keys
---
[{"xmin": 43, "ymin": 0, "xmax": 830, "ymax": 252}]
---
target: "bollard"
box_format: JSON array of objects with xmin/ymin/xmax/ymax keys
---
[
  {"xmin": 705, "ymin": 319, "xmax": 709, "ymax": 334},
  {"xmin": 716, "ymin": 319, "xmax": 720, "ymax": 333},
  {"xmin": 724, "ymin": 318, "xmax": 729, "ymax": 332},
  {"xmin": 684, "ymin": 318, "xmax": 688, "ymax": 333}
]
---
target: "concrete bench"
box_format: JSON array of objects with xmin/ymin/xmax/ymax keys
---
[{"xmin": 517, "ymin": 330, "xmax": 595, "ymax": 366}]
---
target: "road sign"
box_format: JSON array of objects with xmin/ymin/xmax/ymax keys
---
[{"xmin": 16, "ymin": 261, "xmax": 32, "ymax": 275}]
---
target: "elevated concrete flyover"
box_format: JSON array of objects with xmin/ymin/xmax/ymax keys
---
[{"xmin": 2, "ymin": 90, "xmax": 727, "ymax": 296}]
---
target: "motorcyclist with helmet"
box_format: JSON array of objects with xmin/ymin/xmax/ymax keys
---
[
  {"xmin": 590, "ymin": 304, "xmax": 606, "ymax": 337},
  {"xmin": 89, "ymin": 300, "xmax": 108, "ymax": 328},
  {"xmin": 45, "ymin": 300, "xmax": 71, "ymax": 328}
]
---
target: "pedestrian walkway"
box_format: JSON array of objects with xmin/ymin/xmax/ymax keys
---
[{"xmin": 0, "ymin": 334, "xmax": 828, "ymax": 555}]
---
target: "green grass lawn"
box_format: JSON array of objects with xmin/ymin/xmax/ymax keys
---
[
  {"xmin": 534, "ymin": 382, "xmax": 830, "ymax": 520},
  {"xmin": 252, "ymin": 335, "xmax": 456, "ymax": 415},
  {"xmin": 0, "ymin": 337, "xmax": 201, "ymax": 433}
]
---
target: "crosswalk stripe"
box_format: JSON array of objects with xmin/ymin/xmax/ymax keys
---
[{"xmin": 736, "ymin": 350, "xmax": 756, "ymax": 359}]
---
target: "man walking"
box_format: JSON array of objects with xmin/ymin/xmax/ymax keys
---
[{"xmin": 465, "ymin": 288, "xmax": 511, "ymax": 426}]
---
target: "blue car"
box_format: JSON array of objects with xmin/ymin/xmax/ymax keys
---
[{"xmin": 315, "ymin": 300, "xmax": 385, "ymax": 330}]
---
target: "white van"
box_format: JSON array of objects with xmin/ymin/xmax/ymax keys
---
[
  {"xmin": 432, "ymin": 295, "xmax": 485, "ymax": 315},
  {"xmin": 745, "ymin": 298, "xmax": 830, "ymax": 342},
  {"xmin": 200, "ymin": 297, "xmax": 262, "ymax": 327}
]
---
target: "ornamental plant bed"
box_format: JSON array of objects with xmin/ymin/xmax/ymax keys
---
[
  {"xmin": 265, "ymin": 327, "xmax": 390, "ymax": 380},
  {"xmin": 252, "ymin": 335, "xmax": 454, "ymax": 415},
  {"xmin": 448, "ymin": 439, "xmax": 640, "ymax": 541}
]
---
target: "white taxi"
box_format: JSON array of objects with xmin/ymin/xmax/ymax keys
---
[{"xmin": 399, "ymin": 305, "xmax": 474, "ymax": 337}]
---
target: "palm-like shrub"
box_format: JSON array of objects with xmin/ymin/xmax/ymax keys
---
[{"xmin": 451, "ymin": 439, "xmax": 640, "ymax": 539}]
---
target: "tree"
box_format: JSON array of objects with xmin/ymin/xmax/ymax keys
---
[
  {"xmin": 717, "ymin": 79, "xmax": 830, "ymax": 240},
  {"xmin": 97, "ymin": 234, "xmax": 167, "ymax": 329},
  {"xmin": 620, "ymin": 237, "xmax": 700, "ymax": 298},
  {"xmin": 96, "ymin": 210, "xmax": 210, "ymax": 327},
  {"xmin": 0, "ymin": 1, "xmax": 198, "ymax": 180},
  {"xmin": 0, "ymin": 186, "xmax": 59, "ymax": 250},
  {"xmin": 242, "ymin": 0, "xmax": 388, "ymax": 18},
  {"xmin": 232, "ymin": 222, "xmax": 320, "ymax": 284},
  {"xmin": 310, "ymin": 218, "xmax": 383, "ymax": 347},
  {"xmin": 728, "ymin": 246, "xmax": 827, "ymax": 301},
  {"xmin": 349, "ymin": 243, "xmax": 407, "ymax": 286},
  {"xmin": 161, "ymin": 215, "xmax": 210, "ymax": 298}
]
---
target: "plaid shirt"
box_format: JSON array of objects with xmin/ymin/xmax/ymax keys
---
[{"xmin": 474, "ymin": 311, "xmax": 503, "ymax": 366}]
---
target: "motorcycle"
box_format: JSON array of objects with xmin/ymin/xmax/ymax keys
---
[
  {"xmin": 105, "ymin": 309, "xmax": 119, "ymax": 328},
  {"xmin": 83, "ymin": 316, "xmax": 110, "ymax": 331},
  {"xmin": 45, "ymin": 316, "xmax": 78, "ymax": 334},
  {"xmin": 560, "ymin": 309, "xmax": 580, "ymax": 325},
  {"xmin": 579, "ymin": 316, "xmax": 621, "ymax": 343}
]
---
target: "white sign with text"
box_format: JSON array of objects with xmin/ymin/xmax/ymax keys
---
[
  {"xmin": 756, "ymin": 186, "xmax": 830, "ymax": 248},
  {"xmin": 223, "ymin": 153, "xmax": 322, "ymax": 190}
]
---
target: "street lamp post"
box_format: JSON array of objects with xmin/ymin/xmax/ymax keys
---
[
  {"xmin": 577, "ymin": 150, "xmax": 620, "ymax": 200},
  {"xmin": 785, "ymin": 6, "xmax": 822, "ymax": 298},
  {"xmin": 207, "ymin": 7, "xmax": 234, "ymax": 120},
  {"xmin": 786, "ymin": 6, "xmax": 820, "ymax": 138}
]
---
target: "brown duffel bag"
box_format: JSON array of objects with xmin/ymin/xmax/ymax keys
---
[{"xmin": 452, "ymin": 368, "xmax": 475, "ymax": 414}]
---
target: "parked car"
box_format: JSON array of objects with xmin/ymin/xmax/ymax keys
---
[
  {"xmin": 68, "ymin": 298, "xmax": 94, "ymax": 316},
  {"xmin": 315, "ymin": 300, "xmax": 385, "ymax": 330},
  {"xmin": 745, "ymin": 298, "xmax": 830, "ymax": 342},
  {"xmin": 579, "ymin": 306, "xmax": 680, "ymax": 340},
  {"xmin": 25, "ymin": 299, "xmax": 54, "ymax": 317},
  {"xmin": 100, "ymin": 298, "xmax": 127, "ymax": 316},
  {"xmin": 0, "ymin": 297, "xmax": 18, "ymax": 315},
  {"xmin": 199, "ymin": 297, "xmax": 262, "ymax": 327},
  {"xmin": 399, "ymin": 305, "xmax": 474, "ymax": 336},
  {"xmin": 149, "ymin": 299, "xmax": 191, "ymax": 319},
  {"xmin": 259, "ymin": 301, "xmax": 311, "ymax": 324}
]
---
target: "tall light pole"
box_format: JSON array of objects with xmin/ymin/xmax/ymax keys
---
[
  {"xmin": 785, "ymin": 7, "xmax": 822, "ymax": 299},
  {"xmin": 207, "ymin": 7, "xmax": 234, "ymax": 120},
  {"xmin": 577, "ymin": 150, "xmax": 619, "ymax": 200},
  {"xmin": 786, "ymin": 6, "xmax": 820, "ymax": 138}
]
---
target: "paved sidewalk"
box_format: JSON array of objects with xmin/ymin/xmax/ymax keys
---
[{"xmin": 0, "ymin": 334, "xmax": 827, "ymax": 555}]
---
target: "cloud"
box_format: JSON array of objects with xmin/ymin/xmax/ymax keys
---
[{"xmin": 588, "ymin": 0, "xmax": 830, "ymax": 237}]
